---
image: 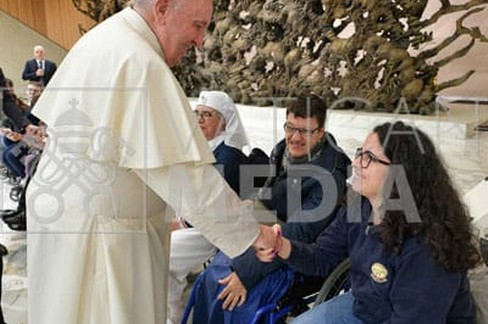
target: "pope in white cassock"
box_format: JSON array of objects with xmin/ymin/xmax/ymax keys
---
[{"xmin": 26, "ymin": 0, "xmax": 277, "ymax": 323}]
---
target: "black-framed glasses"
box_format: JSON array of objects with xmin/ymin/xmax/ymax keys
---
[
  {"xmin": 193, "ymin": 110, "xmax": 220, "ymax": 120},
  {"xmin": 355, "ymin": 147, "xmax": 391, "ymax": 168},
  {"xmin": 283, "ymin": 122, "xmax": 321, "ymax": 137}
]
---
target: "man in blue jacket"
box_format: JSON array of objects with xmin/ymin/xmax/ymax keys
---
[{"xmin": 193, "ymin": 94, "xmax": 351, "ymax": 323}]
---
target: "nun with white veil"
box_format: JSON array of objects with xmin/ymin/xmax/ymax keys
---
[{"xmin": 167, "ymin": 91, "xmax": 250, "ymax": 324}]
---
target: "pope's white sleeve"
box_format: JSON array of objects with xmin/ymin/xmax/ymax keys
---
[{"xmin": 134, "ymin": 163, "xmax": 260, "ymax": 258}]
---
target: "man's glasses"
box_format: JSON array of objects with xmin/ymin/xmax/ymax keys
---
[
  {"xmin": 283, "ymin": 122, "xmax": 321, "ymax": 137},
  {"xmin": 355, "ymin": 147, "xmax": 391, "ymax": 168},
  {"xmin": 193, "ymin": 110, "xmax": 220, "ymax": 120}
]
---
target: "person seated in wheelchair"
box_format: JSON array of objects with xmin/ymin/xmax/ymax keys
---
[
  {"xmin": 258, "ymin": 121, "xmax": 482, "ymax": 323},
  {"xmin": 0, "ymin": 124, "xmax": 45, "ymax": 231},
  {"xmin": 191, "ymin": 94, "xmax": 350, "ymax": 323},
  {"xmin": 0, "ymin": 80, "xmax": 45, "ymax": 177},
  {"xmin": 2, "ymin": 78, "xmax": 30, "ymax": 115},
  {"xmin": 2, "ymin": 81, "xmax": 43, "ymax": 135},
  {"xmin": 0, "ymin": 76, "xmax": 46, "ymax": 230},
  {"xmin": 167, "ymin": 91, "xmax": 250, "ymax": 324}
]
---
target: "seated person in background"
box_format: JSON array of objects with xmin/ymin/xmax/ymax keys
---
[
  {"xmin": 1, "ymin": 71, "xmax": 27, "ymax": 129},
  {"xmin": 0, "ymin": 81, "xmax": 44, "ymax": 178},
  {"xmin": 0, "ymin": 124, "xmax": 45, "ymax": 231},
  {"xmin": 2, "ymin": 81, "xmax": 42, "ymax": 135},
  {"xmin": 258, "ymin": 121, "xmax": 482, "ymax": 324},
  {"xmin": 24, "ymin": 81, "xmax": 43, "ymax": 108},
  {"xmin": 192, "ymin": 94, "xmax": 351, "ymax": 323},
  {"xmin": 0, "ymin": 78, "xmax": 46, "ymax": 231},
  {"xmin": 168, "ymin": 91, "xmax": 249, "ymax": 324},
  {"xmin": 4, "ymin": 78, "xmax": 30, "ymax": 110}
]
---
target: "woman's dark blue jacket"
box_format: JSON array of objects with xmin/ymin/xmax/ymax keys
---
[{"xmin": 287, "ymin": 198, "xmax": 476, "ymax": 323}]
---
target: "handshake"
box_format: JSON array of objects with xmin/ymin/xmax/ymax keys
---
[{"xmin": 252, "ymin": 224, "xmax": 289, "ymax": 262}]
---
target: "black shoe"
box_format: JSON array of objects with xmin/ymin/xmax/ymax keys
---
[
  {"xmin": 0, "ymin": 244, "xmax": 7, "ymax": 256},
  {"xmin": 1, "ymin": 209, "xmax": 19, "ymax": 222},
  {"xmin": 7, "ymin": 221, "xmax": 25, "ymax": 231},
  {"xmin": 3, "ymin": 209, "xmax": 26, "ymax": 232}
]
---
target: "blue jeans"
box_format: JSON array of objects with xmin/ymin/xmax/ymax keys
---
[
  {"xmin": 291, "ymin": 292, "xmax": 364, "ymax": 324},
  {"xmin": 1, "ymin": 136, "xmax": 27, "ymax": 178}
]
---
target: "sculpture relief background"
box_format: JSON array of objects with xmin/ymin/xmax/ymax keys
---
[{"xmin": 73, "ymin": 0, "xmax": 488, "ymax": 114}]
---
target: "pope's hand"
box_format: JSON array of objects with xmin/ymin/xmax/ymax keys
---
[
  {"xmin": 253, "ymin": 224, "xmax": 280, "ymax": 252},
  {"xmin": 169, "ymin": 217, "xmax": 180, "ymax": 231},
  {"xmin": 256, "ymin": 245, "xmax": 276, "ymax": 262},
  {"xmin": 256, "ymin": 224, "xmax": 292, "ymax": 262}
]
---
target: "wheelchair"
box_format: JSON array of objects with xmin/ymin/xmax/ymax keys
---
[
  {"xmin": 251, "ymin": 258, "xmax": 351, "ymax": 324},
  {"xmin": 0, "ymin": 164, "xmax": 24, "ymax": 202},
  {"xmin": 0, "ymin": 148, "xmax": 42, "ymax": 231},
  {"xmin": 0, "ymin": 164, "xmax": 23, "ymax": 203},
  {"xmin": 180, "ymin": 258, "xmax": 351, "ymax": 324}
]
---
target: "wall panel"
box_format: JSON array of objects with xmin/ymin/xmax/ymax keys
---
[
  {"xmin": 0, "ymin": 0, "xmax": 47, "ymax": 36},
  {"xmin": 44, "ymin": 0, "xmax": 95, "ymax": 48},
  {"xmin": 0, "ymin": 0, "xmax": 94, "ymax": 49}
]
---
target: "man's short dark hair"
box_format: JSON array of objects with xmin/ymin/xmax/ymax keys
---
[{"xmin": 285, "ymin": 93, "xmax": 327, "ymax": 127}]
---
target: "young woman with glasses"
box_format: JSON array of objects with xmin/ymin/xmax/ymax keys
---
[{"xmin": 258, "ymin": 121, "xmax": 482, "ymax": 323}]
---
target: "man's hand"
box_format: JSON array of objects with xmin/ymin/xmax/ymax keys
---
[
  {"xmin": 35, "ymin": 68, "xmax": 44, "ymax": 77},
  {"xmin": 217, "ymin": 272, "xmax": 247, "ymax": 311}
]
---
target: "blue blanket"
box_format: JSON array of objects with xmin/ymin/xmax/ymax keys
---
[{"xmin": 192, "ymin": 252, "xmax": 295, "ymax": 324}]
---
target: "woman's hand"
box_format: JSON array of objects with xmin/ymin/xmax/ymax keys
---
[{"xmin": 217, "ymin": 272, "xmax": 247, "ymax": 311}]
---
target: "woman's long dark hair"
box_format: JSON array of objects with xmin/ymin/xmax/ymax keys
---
[{"xmin": 374, "ymin": 121, "xmax": 481, "ymax": 271}]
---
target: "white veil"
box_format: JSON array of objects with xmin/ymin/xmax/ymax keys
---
[{"xmin": 196, "ymin": 91, "xmax": 250, "ymax": 151}]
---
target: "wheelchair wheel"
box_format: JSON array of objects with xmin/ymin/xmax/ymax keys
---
[
  {"xmin": 9, "ymin": 185, "xmax": 23, "ymax": 202},
  {"xmin": 8, "ymin": 176, "xmax": 21, "ymax": 186},
  {"xmin": 0, "ymin": 166, "xmax": 9, "ymax": 181},
  {"xmin": 313, "ymin": 258, "xmax": 351, "ymax": 307}
]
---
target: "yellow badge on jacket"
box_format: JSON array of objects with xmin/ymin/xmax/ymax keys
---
[{"xmin": 371, "ymin": 262, "xmax": 388, "ymax": 283}]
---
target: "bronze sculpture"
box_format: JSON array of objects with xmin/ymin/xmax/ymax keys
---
[{"xmin": 73, "ymin": 0, "xmax": 488, "ymax": 114}]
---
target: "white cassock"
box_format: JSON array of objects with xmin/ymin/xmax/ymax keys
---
[{"xmin": 26, "ymin": 7, "xmax": 260, "ymax": 324}]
